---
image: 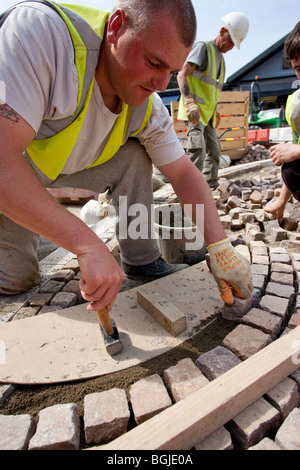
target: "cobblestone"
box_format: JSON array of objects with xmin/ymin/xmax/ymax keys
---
[
  {"xmin": 275, "ymin": 407, "xmax": 300, "ymax": 450},
  {"xmin": 84, "ymin": 388, "xmax": 130, "ymax": 444},
  {"xmin": 221, "ymin": 296, "xmax": 253, "ymax": 321},
  {"xmin": 259, "ymin": 295, "xmax": 290, "ymax": 319},
  {"xmin": 0, "ymin": 414, "xmax": 36, "ymax": 450},
  {"xmin": 227, "ymin": 397, "xmax": 281, "ymax": 449},
  {"xmin": 28, "ymin": 403, "xmax": 80, "ymax": 450},
  {"xmin": 163, "ymin": 358, "xmax": 209, "ymax": 402},
  {"xmin": 50, "ymin": 291, "xmax": 78, "ymax": 308},
  {"xmin": 12, "ymin": 306, "xmax": 40, "ymax": 320},
  {"xmin": 289, "ymin": 309, "xmax": 300, "ymax": 329},
  {"xmin": 129, "ymin": 374, "xmax": 172, "ymax": 425},
  {"xmin": 264, "ymin": 377, "xmax": 300, "ymax": 420},
  {"xmin": 194, "ymin": 426, "xmax": 233, "ymax": 450},
  {"xmin": 248, "ymin": 437, "xmax": 282, "ymax": 450},
  {"xmin": 240, "ymin": 307, "xmax": 283, "ymax": 339},
  {"xmin": 62, "ymin": 279, "xmax": 84, "ymax": 303},
  {"xmin": 195, "ymin": 345, "xmax": 241, "ymax": 380},
  {"xmin": 222, "ymin": 324, "xmax": 272, "ymax": 360}
]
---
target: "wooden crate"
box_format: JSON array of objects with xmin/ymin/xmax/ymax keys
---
[
  {"xmin": 171, "ymin": 101, "xmax": 188, "ymax": 138},
  {"xmin": 171, "ymin": 91, "xmax": 250, "ymax": 160},
  {"xmin": 217, "ymin": 91, "xmax": 250, "ymax": 160}
]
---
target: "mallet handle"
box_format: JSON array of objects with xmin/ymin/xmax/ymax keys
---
[{"xmin": 97, "ymin": 307, "xmax": 114, "ymax": 336}]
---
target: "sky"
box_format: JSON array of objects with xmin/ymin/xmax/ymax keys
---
[{"xmin": 1, "ymin": 0, "xmax": 300, "ymax": 80}]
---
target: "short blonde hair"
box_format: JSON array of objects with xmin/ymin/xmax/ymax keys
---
[{"xmin": 113, "ymin": 0, "xmax": 196, "ymax": 48}]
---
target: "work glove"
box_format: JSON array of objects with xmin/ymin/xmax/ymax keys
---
[
  {"xmin": 185, "ymin": 98, "xmax": 200, "ymax": 125},
  {"xmin": 207, "ymin": 238, "xmax": 253, "ymax": 305}
]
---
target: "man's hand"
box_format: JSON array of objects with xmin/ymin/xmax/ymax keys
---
[
  {"xmin": 185, "ymin": 98, "xmax": 200, "ymax": 125},
  {"xmin": 78, "ymin": 246, "xmax": 124, "ymax": 312},
  {"xmin": 270, "ymin": 143, "xmax": 300, "ymax": 166},
  {"xmin": 207, "ymin": 238, "xmax": 253, "ymax": 305}
]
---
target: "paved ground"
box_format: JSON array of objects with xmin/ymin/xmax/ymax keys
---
[{"xmin": 0, "ymin": 157, "xmax": 300, "ymax": 450}]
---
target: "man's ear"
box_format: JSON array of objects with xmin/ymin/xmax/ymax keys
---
[{"xmin": 106, "ymin": 9, "xmax": 127, "ymax": 43}]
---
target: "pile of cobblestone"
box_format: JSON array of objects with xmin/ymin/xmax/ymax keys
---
[
  {"xmin": 213, "ymin": 166, "xmax": 300, "ymax": 248},
  {"xmin": 0, "ymin": 160, "xmax": 300, "ymax": 450},
  {"xmin": 232, "ymin": 144, "xmax": 271, "ymax": 165}
]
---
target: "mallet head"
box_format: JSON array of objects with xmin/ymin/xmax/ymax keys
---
[{"xmin": 99, "ymin": 318, "xmax": 124, "ymax": 356}]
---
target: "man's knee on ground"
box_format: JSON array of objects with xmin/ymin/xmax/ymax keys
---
[{"xmin": 0, "ymin": 263, "xmax": 39, "ymax": 295}]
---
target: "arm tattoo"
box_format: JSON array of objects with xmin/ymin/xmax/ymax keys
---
[
  {"xmin": 0, "ymin": 104, "xmax": 20, "ymax": 123},
  {"xmin": 180, "ymin": 84, "xmax": 190, "ymax": 97}
]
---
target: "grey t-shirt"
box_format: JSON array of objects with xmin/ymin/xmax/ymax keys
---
[
  {"xmin": 0, "ymin": 2, "xmax": 184, "ymax": 173},
  {"xmin": 187, "ymin": 41, "xmax": 224, "ymax": 78}
]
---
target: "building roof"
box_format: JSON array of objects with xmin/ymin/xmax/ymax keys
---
[{"xmin": 227, "ymin": 34, "xmax": 289, "ymax": 84}]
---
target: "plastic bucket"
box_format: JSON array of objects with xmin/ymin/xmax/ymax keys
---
[{"xmin": 154, "ymin": 203, "xmax": 206, "ymax": 265}]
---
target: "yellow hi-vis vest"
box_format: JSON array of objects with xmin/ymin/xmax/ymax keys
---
[
  {"xmin": 178, "ymin": 41, "xmax": 225, "ymax": 127},
  {"xmin": 285, "ymin": 89, "xmax": 300, "ymax": 143},
  {"xmin": 12, "ymin": 1, "xmax": 153, "ymax": 180}
]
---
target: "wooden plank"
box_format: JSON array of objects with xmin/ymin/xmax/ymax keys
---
[
  {"xmin": 217, "ymin": 115, "xmax": 247, "ymax": 128},
  {"xmin": 137, "ymin": 288, "xmax": 186, "ymax": 337},
  {"xmin": 218, "ymin": 102, "xmax": 248, "ymax": 115},
  {"xmin": 220, "ymin": 138, "xmax": 246, "ymax": 151},
  {"xmin": 217, "ymin": 128, "xmax": 245, "ymax": 139},
  {"xmin": 218, "ymin": 91, "xmax": 250, "ymax": 102},
  {"xmin": 95, "ymin": 326, "xmax": 300, "ymax": 450},
  {"xmin": 174, "ymin": 125, "xmax": 188, "ymax": 136},
  {"xmin": 225, "ymin": 149, "xmax": 247, "ymax": 160},
  {"xmin": 217, "ymin": 91, "xmax": 249, "ymax": 155},
  {"xmin": 171, "ymin": 101, "xmax": 187, "ymax": 138}
]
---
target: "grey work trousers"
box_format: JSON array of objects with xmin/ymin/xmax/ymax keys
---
[
  {"xmin": 185, "ymin": 120, "xmax": 221, "ymax": 184},
  {"xmin": 0, "ymin": 139, "xmax": 160, "ymax": 294}
]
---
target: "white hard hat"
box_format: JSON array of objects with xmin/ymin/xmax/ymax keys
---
[{"xmin": 221, "ymin": 12, "xmax": 249, "ymax": 49}]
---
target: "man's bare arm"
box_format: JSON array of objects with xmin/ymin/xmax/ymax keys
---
[
  {"xmin": 177, "ymin": 62, "xmax": 197, "ymax": 99},
  {"xmin": 158, "ymin": 154, "xmax": 226, "ymax": 245},
  {"xmin": 177, "ymin": 62, "xmax": 200, "ymax": 124},
  {"xmin": 0, "ymin": 103, "xmax": 20, "ymax": 123},
  {"xmin": 0, "ymin": 104, "xmax": 123, "ymax": 311}
]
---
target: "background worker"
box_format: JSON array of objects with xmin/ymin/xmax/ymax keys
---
[
  {"xmin": 265, "ymin": 21, "xmax": 300, "ymax": 219},
  {"xmin": 177, "ymin": 12, "xmax": 249, "ymax": 189},
  {"xmin": 0, "ymin": 0, "xmax": 253, "ymax": 312}
]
